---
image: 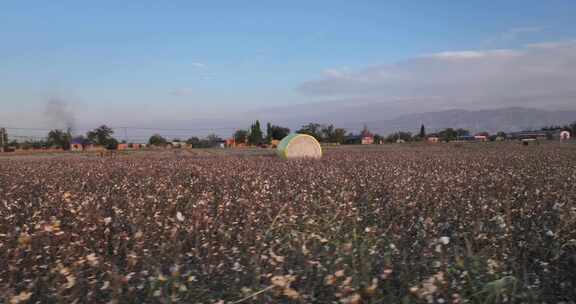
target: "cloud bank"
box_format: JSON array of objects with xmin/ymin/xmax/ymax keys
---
[{"xmin": 299, "ymin": 41, "xmax": 576, "ymax": 110}]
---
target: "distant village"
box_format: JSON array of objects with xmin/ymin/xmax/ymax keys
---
[{"xmin": 0, "ymin": 120, "xmax": 574, "ymax": 154}]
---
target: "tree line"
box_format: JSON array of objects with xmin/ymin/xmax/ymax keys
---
[
  {"xmin": 3, "ymin": 126, "xmax": 119, "ymax": 151},
  {"xmin": 3, "ymin": 120, "xmax": 575, "ymax": 151}
]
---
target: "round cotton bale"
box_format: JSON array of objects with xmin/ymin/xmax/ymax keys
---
[{"xmin": 277, "ymin": 134, "xmax": 322, "ymax": 159}]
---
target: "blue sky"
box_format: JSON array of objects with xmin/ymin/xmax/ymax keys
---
[{"xmin": 2, "ymin": 1, "xmax": 576, "ymax": 136}]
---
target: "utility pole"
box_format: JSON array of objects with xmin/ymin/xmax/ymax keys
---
[
  {"xmin": 0, "ymin": 127, "xmax": 5, "ymax": 152},
  {"xmin": 123, "ymin": 127, "xmax": 128, "ymax": 143}
]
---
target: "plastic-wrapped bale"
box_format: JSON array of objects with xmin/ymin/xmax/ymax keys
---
[{"xmin": 277, "ymin": 134, "xmax": 322, "ymax": 159}]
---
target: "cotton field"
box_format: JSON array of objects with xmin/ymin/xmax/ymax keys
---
[{"xmin": 1, "ymin": 144, "xmax": 575, "ymax": 303}]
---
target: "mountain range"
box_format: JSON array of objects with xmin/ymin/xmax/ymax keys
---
[{"xmin": 364, "ymin": 107, "xmax": 576, "ymax": 134}]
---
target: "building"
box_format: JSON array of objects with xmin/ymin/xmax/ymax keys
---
[
  {"xmin": 70, "ymin": 138, "xmax": 85, "ymax": 152},
  {"xmin": 427, "ymin": 135, "xmax": 440, "ymax": 143},
  {"xmin": 117, "ymin": 143, "xmax": 144, "ymax": 150},
  {"xmin": 508, "ymin": 131, "xmax": 550, "ymax": 141},
  {"xmin": 474, "ymin": 135, "xmax": 488, "ymax": 142},
  {"xmin": 360, "ymin": 127, "xmax": 374, "ymax": 145},
  {"xmin": 456, "ymin": 135, "xmax": 476, "ymax": 142},
  {"xmin": 225, "ymin": 138, "xmax": 236, "ymax": 148},
  {"xmin": 216, "ymin": 140, "xmax": 226, "ymax": 148},
  {"xmin": 170, "ymin": 141, "xmax": 184, "ymax": 148},
  {"xmin": 85, "ymin": 145, "xmax": 105, "ymax": 152}
]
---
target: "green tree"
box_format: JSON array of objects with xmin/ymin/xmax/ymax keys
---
[
  {"xmin": 248, "ymin": 120, "xmax": 264, "ymax": 145},
  {"xmin": 8, "ymin": 140, "xmax": 20, "ymax": 149},
  {"xmin": 149, "ymin": 134, "xmax": 168, "ymax": 146},
  {"xmin": 105, "ymin": 137, "xmax": 119, "ymax": 150},
  {"xmin": 419, "ymin": 124, "xmax": 426, "ymax": 139},
  {"xmin": 373, "ymin": 134, "xmax": 383, "ymax": 144},
  {"xmin": 186, "ymin": 137, "xmax": 200, "ymax": 147},
  {"xmin": 266, "ymin": 122, "xmax": 272, "ymax": 144},
  {"xmin": 47, "ymin": 129, "xmax": 72, "ymax": 150},
  {"xmin": 321, "ymin": 124, "xmax": 335, "ymax": 142},
  {"xmin": 296, "ymin": 123, "xmax": 323, "ymax": 141},
  {"xmin": 456, "ymin": 128, "xmax": 470, "ymax": 137},
  {"xmin": 333, "ymin": 128, "xmax": 347, "ymax": 144},
  {"xmin": 267, "ymin": 124, "xmax": 290, "ymax": 141},
  {"xmin": 87, "ymin": 125, "xmax": 115, "ymax": 147},
  {"xmin": 438, "ymin": 128, "xmax": 458, "ymax": 141},
  {"xmin": 188, "ymin": 134, "xmax": 223, "ymax": 148},
  {"xmin": 386, "ymin": 132, "xmax": 412, "ymax": 143},
  {"xmin": 234, "ymin": 129, "xmax": 249, "ymax": 144},
  {"xmin": 320, "ymin": 125, "xmax": 347, "ymax": 143},
  {"xmin": 31, "ymin": 140, "xmax": 46, "ymax": 149},
  {"xmin": 206, "ymin": 133, "xmax": 222, "ymax": 143}
]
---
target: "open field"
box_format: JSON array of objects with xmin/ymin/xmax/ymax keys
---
[{"xmin": 1, "ymin": 143, "xmax": 576, "ymax": 303}]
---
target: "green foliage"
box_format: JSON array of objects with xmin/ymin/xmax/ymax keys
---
[
  {"xmin": 386, "ymin": 131, "xmax": 412, "ymax": 143},
  {"xmin": 27, "ymin": 140, "xmax": 47, "ymax": 149},
  {"xmin": 419, "ymin": 124, "xmax": 426, "ymax": 139},
  {"xmin": 8, "ymin": 140, "xmax": 20, "ymax": 149},
  {"xmin": 149, "ymin": 134, "xmax": 168, "ymax": 146},
  {"xmin": 248, "ymin": 120, "xmax": 264, "ymax": 145},
  {"xmin": 267, "ymin": 124, "xmax": 290, "ymax": 141},
  {"xmin": 475, "ymin": 276, "xmax": 518, "ymax": 304},
  {"xmin": 332, "ymin": 128, "xmax": 347, "ymax": 144},
  {"xmin": 47, "ymin": 129, "xmax": 72, "ymax": 150},
  {"xmin": 187, "ymin": 134, "xmax": 223, "ymax": 148},
  {"xmin": 87, "ymin": 125, "xmax": 116, "ymax": 148},
  {"xmin": 456, "ymin": 128, "xmax": 470, "ymax": 137},
  {"xmin": 205, "ymin": 133, "xmax": 222, "ymax": 143},
  {"xmin": 234, "ymin": 129, "xmax": 249, "ymax": 144},
  {"xmin": 436, "ymin": 128, "xmax": 471, "ymax": 141},
  {"xmin": 186, "ymin": 136, "xmax": 200, "ymax": 146},
  {"xmin": 266, "ymin": 122, "xmax": 272, "ymax": 144},
  {"xmin": 296, "ymin": 123, "xmax": 323, "ymax": 141},
  {"xmin": 321, "ymin": 125, "xmax": 347, "ymax": 143},
  {"xmin": 293, "ymin": 123, "xmax": 348, "ymax": 143},
  {"xmin": 438, "ymin": 128, "xmax": 457, "ymax": 141}
]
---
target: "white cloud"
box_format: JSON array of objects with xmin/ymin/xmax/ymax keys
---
[
  {"xmin": 482, "ymin": 26, "xmax": 543, "ymax": 47},
  {"xmin": 526, "ymin": 40, "xmax": 576, "ymax": 49},
  {"xmin": 299, "ymin": 41, "xmax": 576, "ymax": 110},
  {"xmin": 322, "ymin": 67, "xmax": 350, "ymax": 78},
  {"xmin": 428, "ymin": 49, "xmax": 522, "ymax": 60},
  {"xmin": 191, "ymin": 62, "xmax": 206, "ymax": 68}
]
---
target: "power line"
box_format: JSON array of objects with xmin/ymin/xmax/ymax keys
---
[{"xmin": 2, "ymin": 120, "xmax": 436, "ymax": 142}]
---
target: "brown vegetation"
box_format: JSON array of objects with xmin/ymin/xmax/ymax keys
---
[{"xmin": 1, "ymin": 144, "xmax": 575, "ymax": 303}]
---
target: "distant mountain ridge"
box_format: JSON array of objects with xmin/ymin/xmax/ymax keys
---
[{"xmin": 367, "ymin": 107, "xmax": 576, "ymax": 134}]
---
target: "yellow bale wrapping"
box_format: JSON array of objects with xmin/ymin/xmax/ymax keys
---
[{"xmin": 276, "ymin": 134, "xmax": 322, "ymax": 159}]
